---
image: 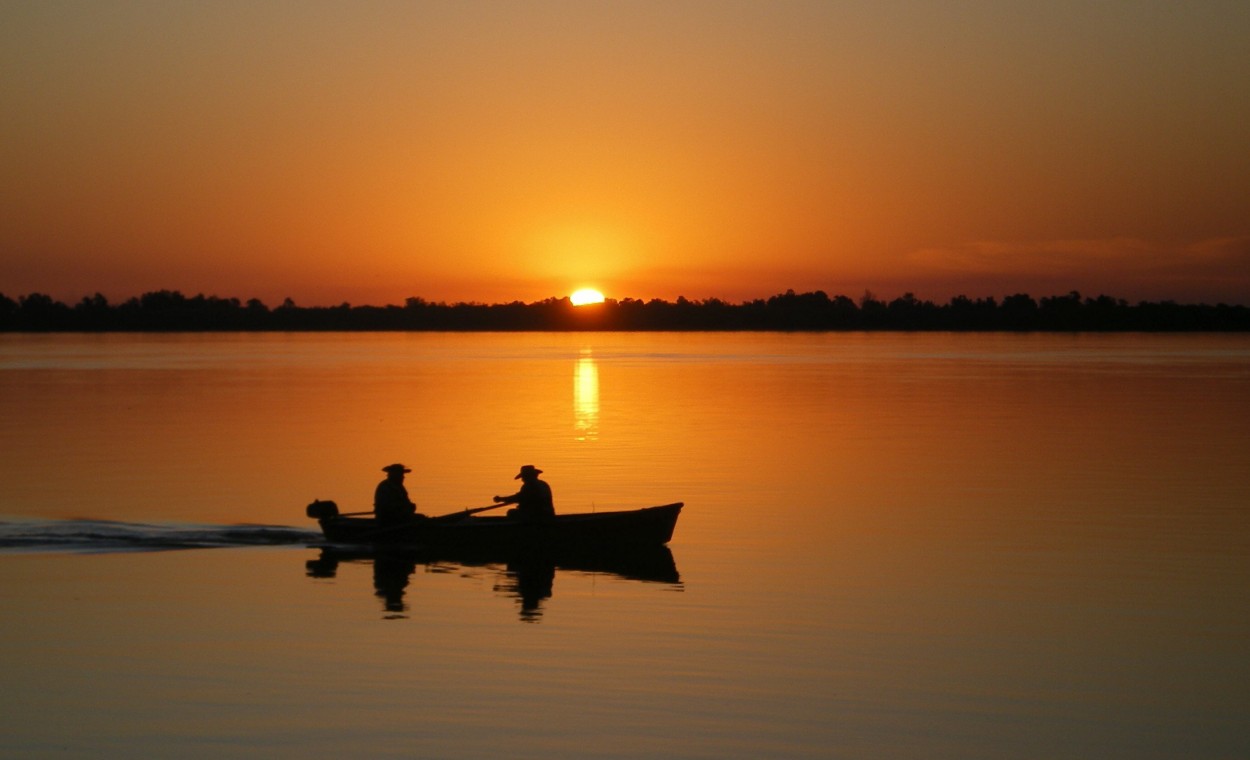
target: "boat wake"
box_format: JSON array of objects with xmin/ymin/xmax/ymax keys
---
[{"xmin": 0, "ymin": 518, "xmax": 320, "ymax": 554}]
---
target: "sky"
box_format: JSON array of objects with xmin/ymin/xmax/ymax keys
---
[{"xmin": 3, "ymin": 0, "xmax": 1249, "ymax": 306}]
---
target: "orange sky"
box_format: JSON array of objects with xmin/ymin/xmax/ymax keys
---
[{"xmin": 3, "ymin": 1, "xmax": 1248, "ymax": 306}]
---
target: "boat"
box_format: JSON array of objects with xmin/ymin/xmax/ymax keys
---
[{"xmin": 305, "ymin": 499, "xmax": 683, "ymax": 550}]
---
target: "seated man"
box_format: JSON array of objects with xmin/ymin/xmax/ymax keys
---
[
  {"xmin": 493, "ymin": 465, "xmax": 555, "ymax": 522},
  {"xmin": 374, "ymin": 463, "xmax": 419, "ymax": 525}
]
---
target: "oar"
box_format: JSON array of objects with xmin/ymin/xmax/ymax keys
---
[
  {"xmin": 345, "ymin": 502, "xmax": 509, "ymax": 541},
  {"xmin": 307, "ymin": 500, "xmax": 371, "ymax": 520},
  {"xmin": 430, "ymin": 502, "xmax": 508, "ymax": 522}
]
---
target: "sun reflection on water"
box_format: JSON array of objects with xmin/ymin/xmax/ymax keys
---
[{"xmin": 574, "ymin": 351, "xmax": 599, "ymax": 441}]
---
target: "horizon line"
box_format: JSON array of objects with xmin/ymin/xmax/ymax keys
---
[{"xmin": 6, "ymin": 287, "xmax": 1250, "ymax": 310}]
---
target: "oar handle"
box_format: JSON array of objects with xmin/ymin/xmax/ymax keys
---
[
  {"xmin": 433, "ymin": 502, "xmax": 508, "ymax": 521},
  {"xmin": 357, "ymin": 503, "xmax": 507, "ymax": 536}
]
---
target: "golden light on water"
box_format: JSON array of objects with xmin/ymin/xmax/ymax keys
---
[
  {"xmin": 570, "ymin": 289, "xmax": 606, "ymax": 306},
  {"xmin": 574, "ymin": 352, "xmax": 599, "ymax": 441}
]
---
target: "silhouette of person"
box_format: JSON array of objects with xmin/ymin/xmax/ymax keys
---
[
  {"xmin": 493, "ymin": 465, "xmax": 555, "ymax": 522},
  {"xmin": 374, "ymin": 463, "xmax": 419, "ymax": 526}
]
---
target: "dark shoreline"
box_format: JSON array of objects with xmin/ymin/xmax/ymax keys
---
[{"xmin": 4, "ymin": 289, "xmax": 1249, "ymax": 332}]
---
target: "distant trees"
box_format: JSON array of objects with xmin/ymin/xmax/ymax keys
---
[{"xmin": 0, "ymin": 289, "xmax": 1247, "ymax": 332}]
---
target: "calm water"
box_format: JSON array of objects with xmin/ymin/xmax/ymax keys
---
[{"xmin": 2, "ymin": 332, "xmax": 1248, "ymax": 758}]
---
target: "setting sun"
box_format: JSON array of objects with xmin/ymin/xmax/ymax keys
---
[{"xmin": 570, "ymin": 288, "xmax": 606, "ymax": 306}]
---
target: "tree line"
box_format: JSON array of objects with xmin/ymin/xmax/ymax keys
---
[{"xmin": 2, "ymin": 289, "xmax": 1248, "ymax": 332}]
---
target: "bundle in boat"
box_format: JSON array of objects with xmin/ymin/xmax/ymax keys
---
[{"xmin": 306, "ymin": 499, "xmax": 340, "ymax": 519}]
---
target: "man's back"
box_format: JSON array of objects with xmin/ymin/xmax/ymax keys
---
[
  {"xmin": 374, "ymin": 479, "xmax": 415, "ymax": 524},
  {"xmin": 516, "ymin": 479, "xmax": 554, "ymax": 520}
]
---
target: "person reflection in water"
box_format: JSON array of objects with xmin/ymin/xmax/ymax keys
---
[
  {"xmin": 375, "ymin": 463, "xmax": 420, "ymax": 526},
  {"xmin": 305, "ymin": 549, "xmax": 418, "ymax": 618},
  {"xmin": 373, "ymin": 552, "xmax": 418, "ymax": 616},
  {"xmin": 496, "ymin": 558, "xmax": 556, "ymax": 622},
  {"xmin": 493, "ymin": 465, "xmax": 555, "ymax": 522}
]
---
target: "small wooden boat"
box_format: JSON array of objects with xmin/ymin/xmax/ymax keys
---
[{"xmin": 306, "ymin": 499, "xmax": 683, "ymax": 549}]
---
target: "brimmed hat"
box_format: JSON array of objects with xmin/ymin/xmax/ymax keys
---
[
  {"xmin": 514, "ymin": 464, "xmax": 542, "ymax": 479},
  {"xmin": 382, "ymin": 463, "xmax": 412, "ymax": 474}
]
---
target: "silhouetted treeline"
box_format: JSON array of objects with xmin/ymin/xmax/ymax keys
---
[{"xmin": 2, "ymin": 289, "xmax": 1248, "ymax": 332}]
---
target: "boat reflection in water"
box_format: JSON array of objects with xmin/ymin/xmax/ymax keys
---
[{"xmin": 305, "ymin": 544, "xmax": 681, "ymax": 622}]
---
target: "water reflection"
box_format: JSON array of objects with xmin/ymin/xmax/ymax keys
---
[
  {"xmin": 493, "ymin": 556, "xmax": 556, "ymax": 622},
  {"xmin": 306, "ymin": 545, "xmax": 681, "ymax": 622},
  {"xmin": 573, "ymin": 351, "xmax": 599, "ymax": 441}
]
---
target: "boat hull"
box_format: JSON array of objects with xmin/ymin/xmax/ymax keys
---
[{"xmin": 316, "ymin": 502, "xmax": 683, "ymax": 550}]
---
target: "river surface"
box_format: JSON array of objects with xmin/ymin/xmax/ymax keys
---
[{"xmin": 1, "ymin": 332, "xmax": 1248, "ymax": 758}]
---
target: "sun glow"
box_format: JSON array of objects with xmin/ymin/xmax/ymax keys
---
[{"xmin": 570, "ymin": 288, "xmax": 606, "ymax": 306}]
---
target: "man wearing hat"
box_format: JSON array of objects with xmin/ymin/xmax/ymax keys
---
[
  {"xmin": 493, "ymin": 465, "xmax": 555, "ymax": 522},
  {"xmin": 375, "ymin": 463, "xmax": 419, "ymax": 526}
]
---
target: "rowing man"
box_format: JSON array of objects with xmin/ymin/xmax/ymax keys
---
[
  {"xmin": 375, "ymin": 463, "xmax": 419, "ymax": 525},
  {"xmin": 493, "ymin": 465, "xmax": 555, "ymax": 522}
]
